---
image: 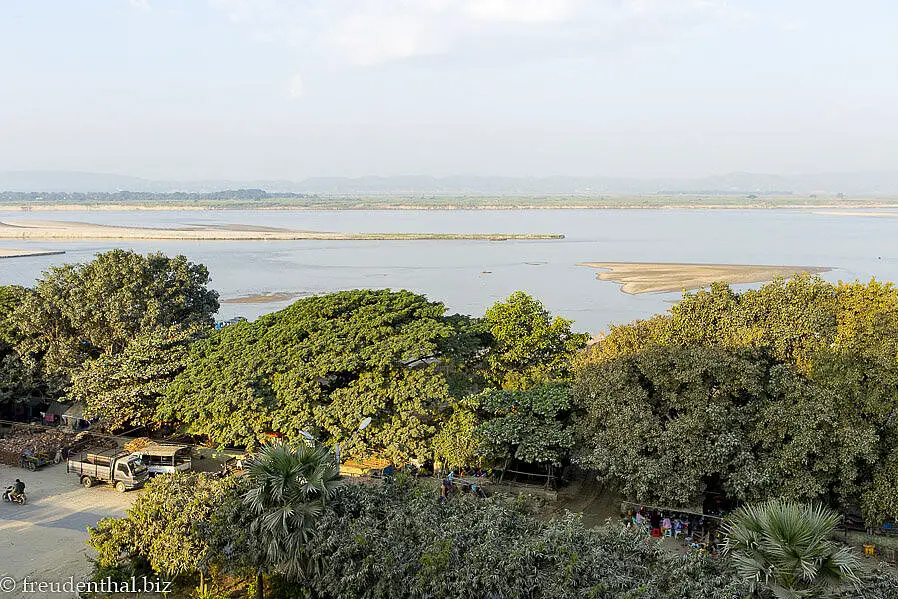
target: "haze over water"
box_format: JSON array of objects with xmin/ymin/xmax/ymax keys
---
[{"xmin": 2, "ymin": 208, "xmax": 896, "ymax": 333}]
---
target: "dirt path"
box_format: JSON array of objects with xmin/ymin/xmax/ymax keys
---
[{"xmin": 0, "ymin": 463, "xmax": 136, "ymax": 598}]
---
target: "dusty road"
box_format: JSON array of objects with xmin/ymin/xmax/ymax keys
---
[{"xmin": 0, "ymin": 463, "xmax": 137, "ymax": 598}]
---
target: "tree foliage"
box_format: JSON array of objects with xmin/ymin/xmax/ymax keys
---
[
  {"xmin": 483, "ymin": 291, "xmax": 588, "ymax": 390},
  {"xmin": 296, "ymin": 480, "xmax": 748, "ymax": 599},
  {"xmin": 88, "ymin": 473, "xmax": 240, "ymax": 579},
  {"xmin": 475, "ymin": 384, "xmax": 574, "ymax": 466},
  {"xmin": 575, "ymin": 276, "xmax": 898, "ymax": 522},
  {"xmin": 240, "ymin": 440, "xmax": 342, "ymax": 593},
  {"xmin": 70, "ymin": 324, "xmax": 203, "ymax": 431},
  {"xmin": 14, "ymin": 249, "xmax": 218, "ymax": 394},
  {"xmin": 0, "ymin": 285, "xmax": 45, "ymax": 403},
  {"xmin": 159, "ymin": 290, "xmax": 485, "ymax": 462}
]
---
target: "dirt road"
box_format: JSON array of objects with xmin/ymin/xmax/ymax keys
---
[{"xmin": 0, "ymin": 463, "xmax": 137, "ymax": 598}]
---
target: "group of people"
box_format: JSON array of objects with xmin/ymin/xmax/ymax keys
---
[
  {"xmin": 438, "ymin": 469, "xmax": 489, "ymax": 502},
  {"xmin": 625, "ymin": 506, "xmax": 711, "ymax": 545}
]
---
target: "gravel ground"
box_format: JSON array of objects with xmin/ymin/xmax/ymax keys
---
[{"xmin": 0, "ymin": 462, "xmax": 137, "ymax": 598}]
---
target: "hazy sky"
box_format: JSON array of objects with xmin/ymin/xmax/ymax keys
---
[{"xmin": 1, "ymin": 1, "xmax": 896, "ymax": 180}]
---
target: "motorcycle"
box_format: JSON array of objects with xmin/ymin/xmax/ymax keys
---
[{"xmin": 3, "ymin": 486, "xmax": 26, "ymax": 505}]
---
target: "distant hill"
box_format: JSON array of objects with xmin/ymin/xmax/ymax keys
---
[{"xmin": 2, "ymin": 170, "xmax": 898, "ymax": 195}]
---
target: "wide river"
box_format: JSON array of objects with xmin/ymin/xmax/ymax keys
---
[{"xmin": 1, "ymin": 209, "xmax": 896, "ymax": 333}]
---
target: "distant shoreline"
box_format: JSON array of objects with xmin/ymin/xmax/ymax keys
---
[
  {"xmin": 0, "ymin": 248, "xmax": 66, "ymax": 259},
  {"xmin": 0, "ymin": 220, "xmax": 563, "ymax": 241},
  {"xmin": 3, "ymin": 202, "xmax": 898, "ymax": 211}
]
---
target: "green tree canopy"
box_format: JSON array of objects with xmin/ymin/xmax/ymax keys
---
[
  {"xmin": 15, "ymin": 249, "xmax": 218, "ymax": 393},
  {"xmin": 159, "ymin": 289, "xmax": 485, "ymax": 461},
  {"xmin": 88, "ymin": 473, "xmax": 240, "ymax": 580},
  {"xmin": 0, "ymin": 285, "xmax": 45, "ymax": 403},
  {"xmin": 475, "ymin": 384, "xmax": 575, "ymax": 467},
  {"xmin": 575, "ymin": 276, "xmax": 898, "ymax": 521},
  {"xmin": 483, "ymin": 291, "xmax": 589, "ymax": 390},
  {"xmin": 70, "ymin": 324, "xmax": 203, "ymax": 431}
]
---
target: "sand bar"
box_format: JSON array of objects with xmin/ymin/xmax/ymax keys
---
[
  {"xmin": 222, "ymin": 292, "xmax": 304, "ymax": 304},
  {"xmin": 0, "ymin": 248, "xmax": 65, "ymax": 259},
  {"xmin": 812, "ymin": 210, "xmax": 898, "ymax": 218},
  {"xmin": 579, "ymin": 262, "xmax": 831, "ymax": 294},
  {"xmin": 0, "ymin": 220, "xmax": 562, "ymax": 241}
]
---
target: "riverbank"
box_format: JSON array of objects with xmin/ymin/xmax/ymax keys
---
[
  {"xmin": 580, "ymin": 262, "xmax": 831, "ymax": 294},
  {"xmin": 0, "ymin": 248, "xmax": 65, "ymax": 258},
  {"xmin": 3, "ymin": 197, "xmax": 898, "ymax": 211},
  {"xmin": 0, "ymin": 220, "xmax": 563, "ymax": 241}
]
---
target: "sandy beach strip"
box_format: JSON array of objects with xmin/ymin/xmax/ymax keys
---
[
  {"xmin": 0, "ymin": 248, "xmax": 65, "ymax": 259},
  {"xmin": 221, "ymin": 292, "xmax": 304, "ymax": 304},
  {"xmin": 579, "ymin": 262, "xmax": 831, "ymax": 294},
  {"xmin": 0, "ymin": 220, "xmax": 562, "ymax": 241},
  {"xmin": 811, "ymin": 210, "xmax": 898, "ymax": 218}
]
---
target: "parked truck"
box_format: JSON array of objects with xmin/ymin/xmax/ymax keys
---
[{"xmin": 66, "ymin": 449, "xmax": 149, "ymax": 492}]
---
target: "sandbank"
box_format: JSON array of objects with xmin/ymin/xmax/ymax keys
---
[
  {"xmin": 812, "ymin": 210, "xmax": 898, "ymax": 218},
  {"xmin": 0, "ymin": 220, "xmax": 562, "ymax": 241},
  {"xmin": 221, "ymin": 292, "xmax": 303, "ymax": 304},
  {"xmin": 579, "ymin": 262, "xmax": 830, "ymax": 295},
  {"xmin": 0, "ymin": 248, "xmax": 65, "ymax": 259}
]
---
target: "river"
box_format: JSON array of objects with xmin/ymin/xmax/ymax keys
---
[{"xmin": 1, "ymin": 208, "xmax": 896, "ymax": 333}]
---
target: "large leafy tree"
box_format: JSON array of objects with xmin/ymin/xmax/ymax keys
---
[
  {"xmin": 723, "ymin": 500, "xmax": 862, "ymax": 599},
  {"xmin": 88, "ymin": 473, "xmax": 240, "ymax": 582},
  {"xmin": 70, "ymin": 324, "xmax": 203, "ymax": 431},
  {"xmin": 16, "ymin": 249, "xmax": 218, "ymax": 393},
  {"xmin": 0, "ymin": 285, "xmax": 45, "ymax": 404},
  {"xmin": 574, "ymin": 345, "xmax": 765, "ymax": 506},
  {"xmin": 240, "ymin": 440, "xmax": 342, "ymax": 599},
  {"xmin": 159, "ymin": 289, "xmax": 485, "ymax": 461},
  {"xmin": 475, "ymin": 384, "xmax": 575, "ymax": 467},
  {"xmin": 575, "ymin": 276, "xmax": 898, "ymax": 521},
  {"xmin": 483, "ymin": 291, "xmax": 589, "ymax": 390}
]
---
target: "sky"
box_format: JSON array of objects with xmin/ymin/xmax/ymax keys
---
[{"xmin": 1, "ymin": 0, "xmax": 897, "ymax": 181}]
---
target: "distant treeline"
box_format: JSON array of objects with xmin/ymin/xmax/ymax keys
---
[{"xmin": 0, "ymin": 189, "xmax": 309, "ymax": 204}]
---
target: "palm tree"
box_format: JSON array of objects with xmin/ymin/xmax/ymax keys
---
[
  {"xmin": 722, "ymin": 500, "xmax": 862, "ymax": 599},
  {"xmin": 242, "ymin": 439, "xmax": 342, "ymax": 599}
]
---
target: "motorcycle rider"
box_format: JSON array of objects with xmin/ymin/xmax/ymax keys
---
[{"xmin": 7, "ymin": 478, "xmax": 26, "ymax": 502}]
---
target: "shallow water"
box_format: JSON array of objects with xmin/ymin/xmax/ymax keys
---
[{"xmin": 1, "ymin": 209, "xmax": 896, "ymax": 333}]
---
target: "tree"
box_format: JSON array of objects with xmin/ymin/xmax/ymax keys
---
[
  {"xmin": 16, "ymin": 249, "xmax": 218, "ymax": 392},
  {"xmin": 297, "ymin": 479, "xmax": 750, "ymax": 599},
  {"xmin": 723, "ymin": 500, "xmax": 862, "ymax": 599},
  {"xmin": 159, "ymin": 290, "xmax": 485, "ymax": 461},
  {"xmin": 70, "ymin": 324, "xmax": 203, "ymax": 431},
  {"xmin": 483, "ymin": 291, "xmax": 589, "ymax": 390},
  {"xmin": 431, "ymin": 397, "xmax": 482, "ymax": 469},
  {"xmin": 241, "ymin": 439, "xmax": 341, "ymax": 599},
  {"xmin": 574, "ymin": 345, "xmax": 766, "ymax": 506},
  {"xmin": 476, "ymin": 384, "xmax": 575, "ymax": 467},
  {"xmin": 575, "ymin": 276, "xmax": 898, "ymax": 518},
  {"xmin": 88, "ymin": 473, "xmax": 240, "ymax": 583},
  {"xmin": 0, "ymin": 285, "xmax": 45, "ymax": 404}
]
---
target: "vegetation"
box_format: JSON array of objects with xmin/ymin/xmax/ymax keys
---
[
  {"xmin": 482, "ymin": 291, "xmax": 588, "ymax": 390},
  {"xmin": 157, "ymin": 289, "xmax": 487, "ymax": 460},
  {"xmin": 723, "ymin": 501, "xmax": 862, "ymax": 598},
  {"xmin": 238, "ymin": 440, "xmax": 342, "ymax": 599},
  {"xmin": 575, "ymin": 276, "xmax": 898, "ymax": 523},
  {"xmin": 2, "ymin": 190, "xmax": 894, "ymax": 210},
  {"xmin": 89, "ymin": 473, "xmax": 240, "ymax": 581},
  {"xmin": 6, "ymin": 249, "xmax": 218, "ymax": 402},
  {"xmin": 71, "ymin": 324, "xmax": 202, "ymax": 430},
  {"xmin": 475, "ymin": 384, "xmax": 574, "ymax": 467}
]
